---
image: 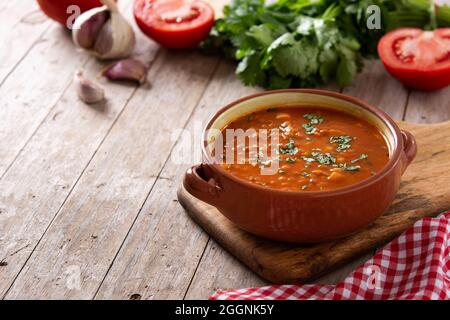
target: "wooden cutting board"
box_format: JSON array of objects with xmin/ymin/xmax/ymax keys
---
[{"xmin": 178, "ymin": 121, "xmax": 450, "ymax": 284}]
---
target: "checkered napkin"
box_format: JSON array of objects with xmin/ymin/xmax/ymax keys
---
[{"xmin": 211, "ymin": 212, "xmax": 450, "ymax": 300}]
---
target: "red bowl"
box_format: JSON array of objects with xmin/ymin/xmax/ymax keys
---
[{"xmin": 183, "ymin": 89, "xmax": 417, "ymax": 243}]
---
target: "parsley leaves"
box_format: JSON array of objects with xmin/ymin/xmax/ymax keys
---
[
  {"xmin": 302, "ymin": 113, "xmax": 323, "ymax": 135},
  {"xmin": 339, "ymin": 163, "xmax": 361, "ymax": 172},
  {"xmin": 202, "ymin": 0, "xmax": 446, "ymax": 89},
  {"xmin": 351, "ymin": 154, "xmax": 369, "ymax": 163},
  {"xmin": 330, "ymin": 135, "xmax": 353, "ymax": 152},
  {"xmin": 277, "ymin": 138, "xmax": 299, "ymax": 155},
  {"xmin": 302, "ymin": 152, "xmax": 336, "ymax": 165},
  {"xmin": 304, "ymin": 114, "xmax": 324, "ymax": 125}
]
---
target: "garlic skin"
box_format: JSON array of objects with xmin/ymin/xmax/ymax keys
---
[
  {"xmin": 73, "ymin": 8, "xmax": 109, "ymax": 50},
  {"xmin": 72, "ymin": 0, "xmax": 135, "ymax": 60},
  {"xmin": 74, "ymin": 70, "xmax": 105, "ymax": 104},
  {"xmin": 103, "ymin": 59, "xmax": 148, "ymax": 84}
]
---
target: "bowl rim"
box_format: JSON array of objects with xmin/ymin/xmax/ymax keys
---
[{"xmin": 201, "ymin": 89, "xmax": 404, "ymax": 196}]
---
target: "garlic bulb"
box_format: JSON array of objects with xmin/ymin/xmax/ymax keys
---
[
  {"xmin": 72, "ymin": 0, "xmax": 135, "ymax": 60},
  {"xmin": 74, "ymin": 70, "xmax": 105, "ymax": 104}
]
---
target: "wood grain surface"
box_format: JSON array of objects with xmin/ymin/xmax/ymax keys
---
[{"xmin": 0, "ymin": 0, "xmax": 449, "ymax": 299}]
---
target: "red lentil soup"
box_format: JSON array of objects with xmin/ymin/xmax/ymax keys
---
[{"xmin": 220, "ymin": 106, "xmax": 390, "ymax": 192}]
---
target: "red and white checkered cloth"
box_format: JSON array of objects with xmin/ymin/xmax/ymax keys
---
[{"xmin": 211, "ymin": 212, "xmax": 450, "ymax": 300}]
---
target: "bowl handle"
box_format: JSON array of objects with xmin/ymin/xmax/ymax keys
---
[
  {"xmin": 400, "ymin": 129, "xmax": 417, "ymax": 173},
  {"xmin": 183, "ymin": 164, "xmax": 222, "ymax": 207}
]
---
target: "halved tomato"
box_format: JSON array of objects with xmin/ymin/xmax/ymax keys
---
[
  {"xmin": 133, "ymin": 0, "xmax": 215, "ymax": 49},
  {"xmin": 37, "ymin": 0, "xmax": 105, "ymax": 26},
  {"xmin": 378, "ymin": 28, "xmax": 450, "ymax": 91}
]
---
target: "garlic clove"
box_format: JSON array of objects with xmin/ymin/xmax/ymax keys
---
[
  {"xmin": 103, "ymin": 59, "xmax": 148, "ymax": 84},
  {"xmin": 74, "ymin": 70, "xmax": 105, "ymax": 104},
  {"xmin": 94, "ymin": 18, "xmax": 114, "ymax": 57},
  {"xmin": 95, "ymin": 0, "xmax": 135, "ymax": 60},
  {"xmin": 73, "ymin": 8, "xmax": 109, "ymax": 50}
]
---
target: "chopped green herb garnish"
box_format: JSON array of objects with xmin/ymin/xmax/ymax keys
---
[
  {"xmin": 302, "ymin": 114, "xmax": 323, "ymax": 135},
  {"xmin": 330, "ymin": 136, "xmax": 353, "ymax": 152},
  {"xmin": 301, "ymin": 151, "xmax": 336, "ymax": 165},
  {"xmin": 286, "ymin": 157, "xmax": 297, "ymax": 164},
  {"xmin": 247, "ymin": 114, "xmax": 255, "ymax": 122},
  {"xmin": 302, "ymin": 123, "xmax": 317, "ymax": 135},
  {"xmin": 277, "ymin": 138, "xmax": 298, "ymax": 155},
  {"xmin": 351, "ymin": 154, "xmax": 369, "ymax": 163},
  {"xmin": 339, "ymin": 163, "xmax": 361, "ymax": 171},
  {"xmin": 304, "ymin": 114, "xmax": 324, "ymax": 125},
  {"xmin": 266, "ymin": 107, "xmax": 278, "ymax": 113},
  {"xmin": 312, "ymin": 152, "xmax": 336, "ymax": 165},
  {"xmin": 301, "ymin": 172, "xmax": 310, "ymax": 177}
]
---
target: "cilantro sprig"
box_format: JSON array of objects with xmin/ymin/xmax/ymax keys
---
[
  {"xmin": 301, "ymin": 152, "xmax": 336, "ymax": 165},
  {"xmin": 330, "ymin": 135, "xmax": 353, "ymax": 152},
  {"xmin": 277, "ymin": 138, "xmax": 299, "ymax": 155},
  {"xmin": 351, "ymin": 154, "xmax": 369, "ymax": 163},
  {"xmin": 202, "ymin": 0, "xmax": 449, "ymax": 89},
  {"xmin": 302, "ymin": 113, "xmax": 324, "ymax": 135}
]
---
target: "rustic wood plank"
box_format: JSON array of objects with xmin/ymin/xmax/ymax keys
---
[
  {"xmin": 94, "ymin": 153, "xmax": 212, "ymax": 300},
  {"xmin": 0, "ymin": 2, "xmax": 159, "ymax": 298},
  {"xmin": 0, "ymin": 25, "xmax": 89, "ymax": 177},
  {"xmin": 404, "ymin": 87, "xmax": 450, "ymax": 124},
  {"xmin": 0, "ymin": 52, "xmax": 159, "ymax": 299},
  {"xmin": 0, "ymin": 0, "xmax": 50, "ymax": 85},
  {"xmin": 0, "ymin": 1, "xmax": 144, "ymax": 179},
  {"xmin": 185, "ymin": 240, "xmax": 267, "ymax": 300},
  {"xmin": 185, "ymin": 240, "xmax": 367, "ymax": 299},
  {"xmin": 94, "ymin": 60, "xmax": 258, "ymax": 300},
  {"xmin": 4, "ymin": 50, "xmax": 219, "ymax": 300},
  {"xmin": 343, "ymin": 60, "xmax": 408, "ymax": 120}
]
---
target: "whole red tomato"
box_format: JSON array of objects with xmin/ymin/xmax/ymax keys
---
[{"xmin": 36, "ymin": 0, "xmax": 105, "ymax": 27}]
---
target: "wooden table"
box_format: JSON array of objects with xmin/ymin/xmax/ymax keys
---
[{"xmin": 0, "ymin": 1, "xmax": 449, "ymax": 300}]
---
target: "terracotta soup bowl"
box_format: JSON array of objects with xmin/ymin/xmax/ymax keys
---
[{"xmin": 183, "ymin": 89, "xmax": 417, "ymax": 243}]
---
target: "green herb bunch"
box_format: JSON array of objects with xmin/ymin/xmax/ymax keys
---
[{"xmin": 202, "ymin": 0, "xmax": 450, "ymax": 89}]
